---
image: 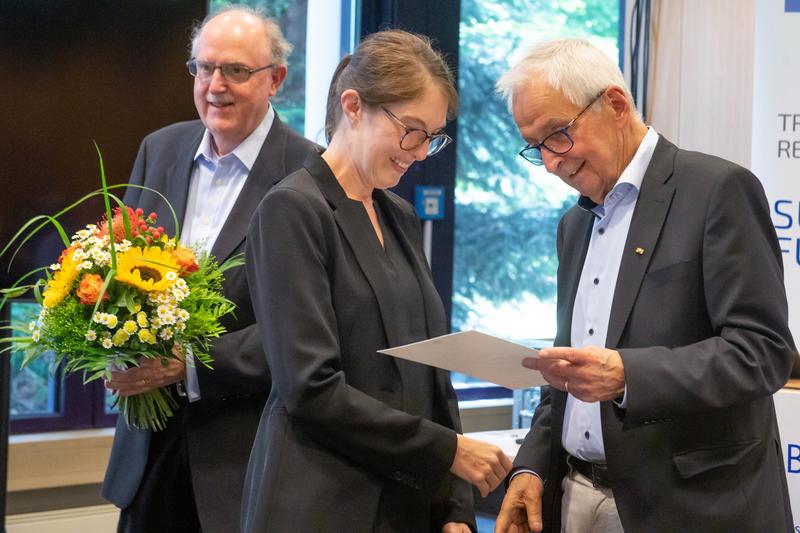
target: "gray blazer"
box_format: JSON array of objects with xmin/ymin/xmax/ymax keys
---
[
  {"xmin": 101, "ymin": 115, "xmax": 316, "ymax": 532},
  {"xmin": 241, "ymin": 152, "xmax": 475, "ymax": 532},
  {"xmin": 515, "ymin": 135, "xmax": 796, "ymax": 532}
]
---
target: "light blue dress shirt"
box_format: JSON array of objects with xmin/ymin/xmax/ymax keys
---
[
  {"xmin": 561, "ymin": 127, "xmax": 659, "ymax": 463},
  {"xmin": 181, "ymin": 105, "xmax": 276, "ymax": 401}
]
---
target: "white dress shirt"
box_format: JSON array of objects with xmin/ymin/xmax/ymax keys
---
[
  {"xmin": 181, "ymin": 105, "xmax": 275, "ymax": 401},
  {"xmin": 561, "ymin": 127, "xmax": 659, "ymax": 462}
]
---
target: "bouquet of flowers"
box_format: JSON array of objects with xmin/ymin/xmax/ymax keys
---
[{"xmin": 1, "ymin": 149, "xmax": 241, "ymax": 431}]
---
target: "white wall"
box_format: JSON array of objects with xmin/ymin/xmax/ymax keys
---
[{"xmin": 646, "ymin": 0, "xmax": 755, "ymax": 169}]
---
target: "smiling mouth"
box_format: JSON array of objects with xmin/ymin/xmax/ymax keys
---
[
  {"xmin": 391, "ymin": 157, "xmax": 411, "ymax": 170},
  {"xmin": 568, "ymin": 161, "xmax": 585, "ymax": 177}
]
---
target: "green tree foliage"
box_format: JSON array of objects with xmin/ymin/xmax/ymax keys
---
[{"xmin": 453, "ymin": 0, "xmax": 619, "ymax": 332}]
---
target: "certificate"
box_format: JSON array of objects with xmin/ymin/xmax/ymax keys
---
[{"xmin": 378, "ymin": 330, "xmax": 547, "ymax": 389}]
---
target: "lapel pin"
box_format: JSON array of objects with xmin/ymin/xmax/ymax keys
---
[{"xmin": 635, "ymin": 247, "xmax": 645, "ymax": 255}]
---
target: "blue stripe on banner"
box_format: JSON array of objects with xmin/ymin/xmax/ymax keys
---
[{"xmin": 787, "ymin": 0, "xmax": 800, "ymax": 12}]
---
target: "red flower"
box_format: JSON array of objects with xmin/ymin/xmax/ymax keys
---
[{"xmin": 96, "ymin": 207, "xmax": 145, "ymax": 243}]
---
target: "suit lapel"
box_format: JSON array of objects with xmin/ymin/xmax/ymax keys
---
[
  {"xmin": 554, "ymin": 209, "xmax": 594, "ymax": 347},
  {"xmin": 605, "ymin": 136, "xmax": 677, "ymax": 349},
  {"xmin": 305, "ymin": 154, "xmax": 408, "ymax": 348},
  {"xmin": 161, "ymin": 128, "xmax": 203, "ymax": 236},
  {"xmin": 210, "ymin": 116, "xmax": 291, "ymax": 263}
]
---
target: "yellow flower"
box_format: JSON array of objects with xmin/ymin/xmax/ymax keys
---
[
  {"xmin": 136, "ymin": 311, "xmax": 149, "ymax": 328},
  {"xmin": 112, "ymin": 329, "xmax": 130, "ymax": 347},
  {"xmin": 137, "ymin": 329, "xmax": 152, "ymax": 344},
  {"xmin": 43, "ymin": 247, "xmax": 80, "ymax": 308},
  {"xmin": 123, "ymin": 320, "xmax": 138, "ymax": 334},
  {"xmin": 115, "ymin": 246, "xmax": 179, "ymax": 293}
]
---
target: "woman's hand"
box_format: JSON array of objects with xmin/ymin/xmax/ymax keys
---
[{"xmin": 449, "ymin": 434, "xmax": 512, "ymax": 497}]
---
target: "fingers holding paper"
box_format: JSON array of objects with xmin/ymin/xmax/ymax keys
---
[
  {"xmin": 522, "ymin": 346, "xmax": 625, "ymax": 402},
  {"xmin": 449, "ymin": 434, "xmax": 513, "ymax": 497}
]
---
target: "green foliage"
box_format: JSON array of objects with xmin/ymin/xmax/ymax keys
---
[
  {"xmin": 452, "ymin": 0, "xmax": 619, "ymax": 331},
  {"xmin": 178, "ymin": 253, "xmax": 242, "ymax": 366},
  {"xmin": 39, "ymin": 297, "xmax": 92, "ymax": 358}
]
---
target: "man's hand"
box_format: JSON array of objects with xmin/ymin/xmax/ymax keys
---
[
  {"xmin": 523, "ymin": 346, "xmax": 625, "ymax": 402},
  {"xmin": 442, "ymin": 522, "xmax": 472, "ymax": 533},
  {"xmin": 105, "ymin": 349, "xmax": 186, "ymax": 397},
  {"xmin": 494, "ymin": 472, "xmax": 543, "ymax": 533},
  {"xmin": 449, "ymin": 434, "xmax": 513, "ymax": 497}
]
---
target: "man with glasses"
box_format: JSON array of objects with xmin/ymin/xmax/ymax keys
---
[
  {"xmin": 101, "ymin": 6, "xmax": 316, "ymax": 532},
  {"xmin": 494, "ymin": 38, "xmax": 794, "ymax": 533}
]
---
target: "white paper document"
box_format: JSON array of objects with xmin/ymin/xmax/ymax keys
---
[{"xmin": 378, "ymin": 330, "xmax": 547, "ymax": 390}]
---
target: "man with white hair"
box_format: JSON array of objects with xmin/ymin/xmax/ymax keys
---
[
  {"xmin": 101, "ymin": 6, "xmax": 316, "ymax": 532},
  {"xmin": 494, "ymin": 38, "xmax": 794, "ymax": 532}
]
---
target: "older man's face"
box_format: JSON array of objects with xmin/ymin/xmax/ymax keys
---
[
  {"xmin": 512, "ymin": 78, "xmax": 621, "ymax": 205},
  {"xmin": 193, "ymin": 11, "xmax": 286, "ymax": 155}
]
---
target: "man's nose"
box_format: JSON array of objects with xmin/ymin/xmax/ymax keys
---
[
  {"xmin": 542, "ymin": 149, "xmax": 563, "ymax": 174},
  {"xmin": 208, "ymin": 68, "xmax": 228, "ymax": 92}
]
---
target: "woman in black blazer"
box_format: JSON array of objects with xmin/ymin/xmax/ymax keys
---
[{"xmin": 241, "ymin": 30, "xmax": 511, "ymax": 533}]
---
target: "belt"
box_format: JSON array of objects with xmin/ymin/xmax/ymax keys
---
[{"xmin": 567, "ymin": 455, "xmax": 611, "ymax": 488}]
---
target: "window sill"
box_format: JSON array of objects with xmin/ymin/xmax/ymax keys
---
[{"xmin": 8, "ymin": 428, "xmax": 114, "ymax": 492}]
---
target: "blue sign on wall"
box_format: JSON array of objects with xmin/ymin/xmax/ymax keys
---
[
  {"xmin": 787, "ymin": 0, "xmax": 800, "ymax": 13},
  {"xmin": 415, "ymin": 186, "xmax": 445, "ymax": 220}
]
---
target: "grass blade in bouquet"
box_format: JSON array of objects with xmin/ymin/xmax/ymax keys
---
[{"xmin": 0, "ymin": 146, "xmax": 242, "ymax": 431}]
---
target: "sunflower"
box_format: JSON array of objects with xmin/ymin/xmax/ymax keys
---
[
  {"xmin": 42, "ymin": 247, "xmax": 80, "ymax": 308},
  {"xmin": 115, "ymin": 246, "xmax": 180, "ymax": 293}
]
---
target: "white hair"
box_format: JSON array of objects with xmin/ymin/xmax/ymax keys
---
[
  {"xmin": 189, "ymin": 5, "xmax": 293, "ymax": 66},
  {"xmin": 496, "ymin": 38, "xmax": 637, "ymax": 116}
]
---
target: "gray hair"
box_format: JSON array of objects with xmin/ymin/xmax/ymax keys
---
[
  {"xmin": 189, "ymin": 4, "xmax": 293, "ymax": 65},
  {"xmin": 496, "ymin": 38, "xmax": 637, "ymax": 116}
]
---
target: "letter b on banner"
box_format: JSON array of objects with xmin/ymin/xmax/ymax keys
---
[{"xmin": 789, "ymin": 444, "xmax": 800, "ymax": 473}]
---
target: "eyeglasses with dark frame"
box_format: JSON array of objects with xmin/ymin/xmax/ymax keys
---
[
  {"xmin": 186, "ymin": 58, "xmax": 275, "ymax": 84},
  {"xmin": 518, "ymin": 90, "xmax": 606, "ymax": 166},
  {"xmin": 381, "ymin": 107, "xmax": 453, "ymax": 157}
]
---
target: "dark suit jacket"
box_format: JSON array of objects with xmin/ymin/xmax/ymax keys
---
[
  {"xmin": 241, "ymin": 152, "xmax": 475, "ymax": 532},
  {"xmin": 101, "ymin": 115, "xmax": 316, "ymax": 532},
  {"xmin": 515, "ymin": 136, "xmax": 796, "ymax": 532}
]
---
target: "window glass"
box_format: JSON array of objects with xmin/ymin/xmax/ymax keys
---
[
  {"xmin": 452, "ymin": 0, "xmax": 621, "ymax": 392},
  {"xmin": 9, "ymin": 301, "xmax": 59, "ymax": 418}
]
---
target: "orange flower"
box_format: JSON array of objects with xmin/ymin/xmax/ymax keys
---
[
  {"xmin": 172, "ymin": 247, "xmax": 198, "ymax": 273},
  {"xmin": 76, "ymin": 273, "xmax": 108, "ymax": 305},
  {"xmin": 58, "ymin": 244, "xmax": 79, "ymax": 264}
]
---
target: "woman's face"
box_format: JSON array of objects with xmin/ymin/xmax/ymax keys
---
[{"xmin": 354, "ymin": 83, "xmax": 449, "ymax": 190}]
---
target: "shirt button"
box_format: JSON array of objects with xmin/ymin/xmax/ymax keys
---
[
  {"xmin": 598, "ymin": 227, "xmax": 605, "ymax": 235},
  {"xmin": 584, "ymin": 431, "xmax": 590, "ymax": 439},
  {"xmin": 593, "ymin": 277, "xmax": 599, "ymax": 285},
  {"xmin": 214, "ymin": 178, "xmax": 223, "ymax": 187},
  {"xmin": 202, "ymin": 217, "xmax": 210, "ymax": 225},
  {"xmin": 589, "ymin": 328, "xmax": 594, "ymax": 335}
]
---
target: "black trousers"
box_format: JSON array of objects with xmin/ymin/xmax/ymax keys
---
[{"xmin": 117, "ymin": 402, "xmax": 202, "ymax": 533}]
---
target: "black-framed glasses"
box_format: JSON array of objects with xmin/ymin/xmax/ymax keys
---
[
  {"xmin": 381, "ymin": 107, "xmax": 453, "ymax": 157},
  {"xmin": 186, "ymin": 58, "xmax": 274, "ymax": 84},
  {"xmin": 519, "ymin": 90, "xmax": 605, "ymax": 166}
]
